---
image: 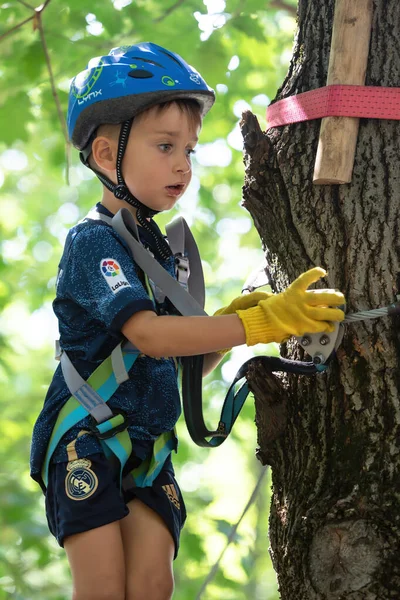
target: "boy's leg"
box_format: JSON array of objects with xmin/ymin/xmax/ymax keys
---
[
  {"xmin": 120, "ymin": 458, "xmax": 186, "ymax": 600},
  {"xmin": 45, "ymin": 452, "xmax": 130, "ymax": 600},
  {"xmin": 64, "ymin": 522, "xmax": 126, "ymax": 600},
  {"xmin": 121, "ymin": 498, "xmax": 175, "ymax": 600}
]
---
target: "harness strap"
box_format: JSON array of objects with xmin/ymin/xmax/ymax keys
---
[
  {"xmin": 64, "ymin": 428, "xmax": 177, "ymax": 489},
  {"xmin": 42, "ymin": 345, "xmax": 140, "ymax": 487},
  {"xmin": 60, "ymin": 350, "xmax": 114, "ymax": 423},
  {"xmin": 111, "ymin": 209, "xmax": 207, "ymax": 317},
  {"xmin": 122, "ymin": 429, "xmax": 177, "ymax": 489},
  {"xmin": 111, "ymin": 343, "xmax": 130, "ymax": 385},
  {"xmin": 85, "ymin": 208, "xmax": 206, "ymax": 309},
  {"xmin": 166, "ymin": 217, "xmax": 206, "ymax": 307},
  {"xmin": 107, "ymin": 209, "xmax": 253, "ymax": 447},
  {"xmin": 181, "ymin": 354, "xmax": 251, "ymax": 447},
  {"xmin": 182, "ymin": 354, "xmax": 322, "ymax": 447}
]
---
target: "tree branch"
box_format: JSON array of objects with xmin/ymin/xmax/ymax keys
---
[
  {"xmin": 153, "ymin": 0, "xmax": 185, "ymax": 23},
  {"xmin": 0, "ymin": 14, "xmax": 34, "ymax": 42},
  {"xmin": 37, "ymin": 0, "xmax": 52, "ymax": 11},
  {"xmin": 16, "ymin": 0, "xmax": 35, "ymax": 10},
  {"xmin": 195, "ymin": 466, "xmax": 269, "ymax": 600},
  {"xmin": 0, "ymin": 0, "xmax": 54, "ymax": 43},
  {"xmin": 35, "ymin": 7, "xmax": 71, "ymax": 181}
]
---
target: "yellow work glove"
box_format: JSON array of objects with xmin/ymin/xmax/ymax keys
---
[
  {"xmin": 214, "ymin": 290, "xmax": 273, "ymax": 316},
  {"xmin": 213, "ymin": 290, "xmax": 273, "ymax": 355},
  {"xmin": 236, "ymin": 267, "xmax": 345, "ymax": 346}
]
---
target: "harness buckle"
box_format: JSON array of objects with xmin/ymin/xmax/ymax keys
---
[
  {"xmin": 175, "ymin": 254, "xmax": 190, "ymax": 287},
  {"xmin": 89, "ymin": 410, "xmax": 131, "ymax": 440}
]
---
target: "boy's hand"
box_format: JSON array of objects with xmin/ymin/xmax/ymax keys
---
[
  {"xmin": 236, "ymin": 267, "xmax": 345, "ymax": 346},
  {"xmin": 214, "ymin": 290, "xmax": 273, "ymax": 317}
]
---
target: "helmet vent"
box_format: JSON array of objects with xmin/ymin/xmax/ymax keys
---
[
  {"xmin": 128, "ymin": 70, "xmax": 154, "ymax": 79},
  {"xmin": 130, "ymin": 56, "xmax": 164, "ymax": 68},
  {"xmin": 158, "ymin": 49, "xmax": 185, "ymax": 71}
]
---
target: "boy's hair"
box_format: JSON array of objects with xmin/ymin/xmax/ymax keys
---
[
  {"xmin": 89, "ymin": 98, "xmax": 202, "ymax": 172},
  {"xmin": 142, "ymin": 98, "xmax": 202, "ymax": 129}
]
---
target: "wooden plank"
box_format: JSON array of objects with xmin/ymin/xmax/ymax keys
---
[{"xmin": 313, "ymin": 0, "xmax": 373, "ymax": 184}]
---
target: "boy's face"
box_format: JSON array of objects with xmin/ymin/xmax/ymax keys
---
[{"xmin": 122, "ymin": 103, "xmax": 201, "ymax": 213}]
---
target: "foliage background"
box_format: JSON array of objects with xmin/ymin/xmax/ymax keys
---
[{"xmin": 0, "ymin": 1, "xmax": 296, "ymax": 597}]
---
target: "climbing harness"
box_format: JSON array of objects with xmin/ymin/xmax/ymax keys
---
[
  {"xmin": 42, "ymin": 206, "xmax": 207, "ymax": 490},
  {"xmin": 44, "ymin": 206, "xmax": 400, "ymax": 488},
  {"xmin": 43, "ymin": 337, "xmax": 178, "ymax": 489}
]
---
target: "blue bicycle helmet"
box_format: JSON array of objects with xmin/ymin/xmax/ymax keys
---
[
  {"xmin": 67, "ymin": 42, "xmax": 215, "ymax": 151},
  {"xmin": 67, "ymin": 42, "xmax": 215, "ymax": 259}
]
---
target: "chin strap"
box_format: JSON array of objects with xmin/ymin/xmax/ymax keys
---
[{"xmin": 80, "ymin": 119, "xmax": 172, "ymax": 261}]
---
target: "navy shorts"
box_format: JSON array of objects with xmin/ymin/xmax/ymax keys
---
[{"xmin": 45, "ymin": 453, "xmax": 186, "ymax": 559}]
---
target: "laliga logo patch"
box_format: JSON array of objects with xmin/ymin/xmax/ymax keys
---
[
  {"xmin": 101, "ymin": 258, "xmax": 121, "ymax": 277},
  {"xmin": 65, "ymin": 458, "xmax": 98, "ymax": 501},
  {"xmin": 100, "ymin": 258, "xmax": 131, "ymax": 294}
]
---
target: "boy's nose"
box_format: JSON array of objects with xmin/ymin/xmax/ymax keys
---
[{"xmin": 175, "ymin": 154, "xmax": 191, "ymax": 175}]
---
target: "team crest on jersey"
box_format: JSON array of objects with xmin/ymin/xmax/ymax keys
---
[
  {"xmin": 100, "ymin": 258, "xmax": 131, "ymax": 294},
  {"xmin": 65, "ymin": 458, "xmax": 99, "ymax": 501}
]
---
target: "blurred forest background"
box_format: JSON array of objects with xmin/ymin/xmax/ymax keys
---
[{"xmin": 0, "ymin": 1, "xmax": 297, "ymax": 598}]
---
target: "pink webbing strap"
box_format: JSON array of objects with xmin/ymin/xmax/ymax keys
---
[{"xmin": 266, "ymin": 84, "xmax": 400, "ymax": 129}]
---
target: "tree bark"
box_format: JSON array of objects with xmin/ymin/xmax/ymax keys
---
[{"xmin": 240, "ymin": 0, "xmax": 400, "ymax": 597}]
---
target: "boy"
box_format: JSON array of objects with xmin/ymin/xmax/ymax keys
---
[{"xmin": 30, "ymin": 42, "xmax": 345, "ymax": 600}]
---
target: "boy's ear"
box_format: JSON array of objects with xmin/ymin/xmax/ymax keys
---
[{"xmin": 91, "ymin": 135, "xmax": 118, "ymax": 175}]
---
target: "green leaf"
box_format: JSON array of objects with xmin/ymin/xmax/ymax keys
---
[
  {"xmin": 0, "ymin": 93, "xmax": 31, "ymax": 144},
  {"xmin": 230, "ymin": 15, "xmax": 267, "ymax": 42},
  {"xmin": 20, "ymin": 41, "xmax": 46, "ymax": 81}
]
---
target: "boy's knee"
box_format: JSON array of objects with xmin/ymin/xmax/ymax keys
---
[
  {"xmin": 73, "ymin": 596, "xmax": 124, "ymax": 600},
  {"xmin": 127, "ymin": 570, "xmax": 174, "ymax": 600},
  {"xmin": 72, "ymin": 583, "xmax": 125, "ymax": 600}
]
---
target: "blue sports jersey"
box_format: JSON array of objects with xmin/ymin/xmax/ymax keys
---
[{"xmin": 30, "ymin": 203, "xmax": 181, "ymax": 488}]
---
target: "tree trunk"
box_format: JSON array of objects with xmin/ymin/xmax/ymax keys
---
[{"xmin": 240, "ymin": 0, "xmax": 400, "ymax": 598}]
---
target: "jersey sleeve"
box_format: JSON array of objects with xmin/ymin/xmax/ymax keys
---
[{"xmin": 63, "ymin": 224, "xmax": 155, "ymax": 333}]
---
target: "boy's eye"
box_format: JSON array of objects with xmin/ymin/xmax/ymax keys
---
[
  {"xmin": 186, "ymin": 148, "xmax": 196, "ymax": 157},
  {"xmin": 159, "ymin": 144, "xmax": 172, "ymax": 152}
]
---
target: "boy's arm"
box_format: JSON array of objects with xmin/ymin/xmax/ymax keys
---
[
  {"xmin": 202, "ymin": 352, "xmax": 225, "ymax": 377},
  {"xmin": 121, "ymin": 312, "xmax": 246, "ymax": 358},
  {"xmin": 122, "ymin": 312, "xmax": 234, "ymax": 377},
  {"xmin": 121, "ymin": 291, "xmax": 273, "ymax": 358},
  {"xmin": 121, "ymin": 267, "xmax": 346, "ymax": 364}
]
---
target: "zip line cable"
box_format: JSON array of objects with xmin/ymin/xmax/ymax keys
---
[
  {"xmin": 195, "ymin": 466, "xmax": 269, "ymax": 600},
  {"xmin": 344, "ymin": 306, "xmax": 393, "ymax": 322}
]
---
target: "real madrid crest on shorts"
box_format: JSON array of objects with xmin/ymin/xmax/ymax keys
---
[{"xmin": 65, "ymin": 458, "xmax": 99, "ymax": 501}]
